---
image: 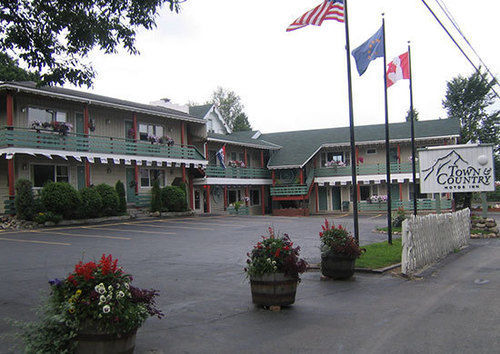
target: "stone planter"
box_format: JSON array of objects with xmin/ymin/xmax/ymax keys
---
[
  {"xmin": 76, "ymin": 327, "xmax": 137, "ymax": 354},
  {"xmin": 321, "ymin": 251, "xmax": 356, "ymax": 279},
  {"xmin": 250, "ymin": 273, "xmax": 298, "ymax": 307}
]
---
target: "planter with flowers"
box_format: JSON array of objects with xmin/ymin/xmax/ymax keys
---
[
  {"xmin": 19, "ymin": 254, "xmax": 162, "ymax": 353},
  {"xmin": 319, "ymin": 219, "xmax": 364, "ymax": 279},
  {"xmin": 31, "ymin": 120, "xmax": 73, "ymax": 136},
  {"xmin": 245, "ymin": 227, "xmax": 307, "ymax": 307}
]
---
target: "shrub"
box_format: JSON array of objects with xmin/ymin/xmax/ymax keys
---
[
  {"xmin": 150, "ymin": 180, "xmax": 162, "ymax": 212},
  {"xmin": 115, "ymin": 180, "xmax": 127, "ymax": 213},
  {"xmin": 41, "ymin": 182, "xmax": 81, "ymax": 219},
  {"xmin": 94, "ymin": 184, "xmax": 119, "ymax": 216},
  {"xmin": 79, "ymin": 187, "xmax": 103, "ymax": 218},
  {"xmin": 161, "ymin": 186, "xmax": 187, "ymax": 212},
  {"xmin": 15, "ymin": 179, "xmax": 35, "ymax": 220},
  {"xmin": 392, "ymin": 207, "xmax": 406, "ymax": 228},
  {"xmin": 33, "ymin": 211, "xmax": 63, "ymax": 224}
]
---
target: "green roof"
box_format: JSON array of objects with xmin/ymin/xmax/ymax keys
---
[
  {"xmin": 189, "ymin": 104, "xmax": 212, "ymax": 119},
  {"xmin": 207, "ymin": 131, "xmax": 281, "ymax": 150},
  {"xmin": 261, "ymin": 119, "xmax": 460, "ymax": 168}
]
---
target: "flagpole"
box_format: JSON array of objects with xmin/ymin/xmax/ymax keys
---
[
  {"xmin": 382, "ymin": 15, "xmax": 392, "ymax": 245},
  {"xmin": 343, "ymin": 0, "xmax": 359, "ymax": 242},
  {"xmin": 408, "ymin": 41, "xmax": 418, "ymax": 216}
]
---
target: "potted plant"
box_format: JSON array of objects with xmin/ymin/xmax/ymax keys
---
[
  {"xmin": 319, "ymin": 219, "xmax": 364, "ymax": 279},
  {"xmin": 245, "ymin": 227, "xmax": 307, "ymax": 307},
  {"xmin": 19, "ymin": 254, "xmax": 163, "ymax": 353}
]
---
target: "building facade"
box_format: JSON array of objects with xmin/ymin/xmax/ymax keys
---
[{"xmin": 0, "ymin": 82, "xmax": 461, "ymax": 215}]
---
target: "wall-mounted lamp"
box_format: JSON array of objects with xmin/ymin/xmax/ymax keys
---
[
  {"xmin": 168, "ymin": 127, "xmax": 173, "ymax": 132},
  {"xmin": 22, "ymin": 163, "xmax": 28, "ymax": 171},
  {"xmin": 106, "ymin": 119, "xmax": 111, "ymax": 125},
  {"xmin": 106, "ymin": 167, "xmax": 112, "ymax": 174}
]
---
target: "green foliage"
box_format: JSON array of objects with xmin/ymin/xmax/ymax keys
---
[
  {"xmin": 392, "ymin": 207, "xmax": 406, "ymax": 228},
  {"xmin": 405, "ymin": 108, "xmax": 419, "ymax": 122},
  {"xmin": 150, "ymin": 180, "xmax": 162, "ymax": 212},
  {"xmin": 41, "ymin": 182, "xmax": 81, "ymax": 219},
  {"xmin": 33, "ymin": 211, "xmax": 63, "ymax": 225},
  {"xmin": 245, "ymin": 227, "xmax": 307, "ymax": 278},
  {"xmin": 0, "ymin": 53, "xmax": 40, "ymax": 83},
  {"xmin": 161, "ymin": 186, "xmax": 187, "ymax": 212},
  {"xmin": 0, "ymin": 0, "xmax": 182, "ymax": 87},
  {"xmin": 115, "ymin": 180, "xmax": 127, "ymax": 213},
  {"xmin": 233, "ymin": 200, "xmax": 244, "ymax": 211},
  {"xmin": 232, "ymin": 112, "xmax": 252, "ymax": 132},
  {"xmin": 15, "ymin": 179, "xmax": 35, "ymax": 220},
  {"xmin": 208, "ymin": 87, "xmax": 245, "ymax": 130},
  {"xmin": 443, "ymin": 69, "xmax": 499, "ymax": 153},
  {"xmin": 94, "ymin": 184, "xmax": 119, "ymax": 216},
  {"xmin": 79, "ymin": 187, "xmax": 103, "ymax": 218},
  {"xmin": 319, "ymin": 219, "xmax": 363, "ymax": 258}
]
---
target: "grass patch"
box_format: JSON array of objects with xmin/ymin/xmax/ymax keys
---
[
  {"xmin": 376, "ymin": 226, "xmax": 402, "ymax": 233},
  {"xmin": 471, "ymin": 229, "xmax": 493, "ymax": 235},
  {"xmin": 356, "ymin": 238, "xmax": 402, "ymax": 269}
]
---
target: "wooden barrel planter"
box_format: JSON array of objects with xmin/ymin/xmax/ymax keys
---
[
  {"xmin": 76, "ymin": 328, "xmax": 137, "ymax": 354},
  {"xmin": 321, "ymin": 252, "xmax": 356, "ymax": 280},
  {"xmin": 250, "ymin": 273, "xmax": 298, "ymax": 307}
]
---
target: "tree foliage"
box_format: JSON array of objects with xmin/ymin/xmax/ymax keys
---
[
  {"xmin": 0, "ymin": 53, "xmax": 40, "ymax": 83},
  {"xmin": 232, "ymin": 112, "xmax": 252, "ymax": 132},
  {"xmin": 405, "ymin": 108, "xmax": 419, "ymax": 122},
  {"xmin": 442, "ymin": 69, "xmax": 499, "ymax": 151},
  {"xmin": 0, "ymin": 0, "xmax": 182, "ymax": 87},
  {"xmin": 208, "ymin": 87, "xmax": 247, "ymax": 131}
]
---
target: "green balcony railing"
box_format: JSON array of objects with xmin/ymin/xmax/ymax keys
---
[
  {"xmin": 0, "ymin": 127, "xmax": 205, "ymax": 161},
  {"xmin": 315, "ymin": 162, "xmax": 417, "ymax": 177},
  {"xmin": 270, "ymin": 171, "xmax": 315, "ymax": 197},
  {"xmin": 358, "ymin": 199, "xmax": 452, "ymax": 211},
  {"xmin": 205, "ymin": 165, "xmax": 271, "ymax": 179}
]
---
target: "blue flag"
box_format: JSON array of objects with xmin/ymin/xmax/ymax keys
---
[
  {"xmin": 216, "ymin": 147, "xmax": 226, "ymax": 169},
  {"xmin": 352, "ymin": 26, "xmax": 384, "ymax": 76}
]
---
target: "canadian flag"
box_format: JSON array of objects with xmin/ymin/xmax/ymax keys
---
[{"xmin": 386, "ymin": 52, "xmax": 410, "ymax": 87}]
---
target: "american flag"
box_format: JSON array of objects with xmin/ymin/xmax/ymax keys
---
[{"xmin": 286, "ymin": 0, "xmax": 344, "ymax": 32}]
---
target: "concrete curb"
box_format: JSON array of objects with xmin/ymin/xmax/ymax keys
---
[{"xmin": 306, "ymin": 262, "xmax": 401, "ymax": 274}]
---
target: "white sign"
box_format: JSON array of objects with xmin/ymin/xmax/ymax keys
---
[{"xmin": 419, "ymin": 145, "xmax": 495, "ymax": 193}]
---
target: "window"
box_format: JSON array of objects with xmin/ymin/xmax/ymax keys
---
[
  {"xmin": 230, "ymin": 152, "xmax": 237, "ymax": 161},
  {"xmin": 228, "ymin": 190, "xmax": 241, "ymax": 204},
  {"xmin": 208, "ymin": 150, "xmax": 217, "ymax": 165},
  {"xmin": 372, "ymin": 185, "xmax": 379, "ymax": 195},
  {"xmin": 250, "ymin": 189, "xmax": 260, "ymax": 206},
  {"xmin": 32, "ymin": 164, "xmax": 69, "ymax": 187},
  {"xmin": 28, "ymin": 107, "xmax": 67, "ymax": 125},
  {"xmin": 360, "ymin": 186, "xmax": 370, "ymax": 200},
  {"xmin": 321, "ymin": 152, "xmax": 344, "ymax": 167},
  {"xmin": 366, "ymin": 148, "xmax": 377, "ymax": 155},
  {"xmin": 138, "ymin": 123, "xmax": 164, "ymax": 141},
  {"xmin": 140, "ymin": 168, "xmax": 165, "ymax": 187}
]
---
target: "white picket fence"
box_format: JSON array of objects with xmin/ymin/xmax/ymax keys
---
[{"xmin": 401, "ymin": 209, "xmax": 470, "ymax": 275}]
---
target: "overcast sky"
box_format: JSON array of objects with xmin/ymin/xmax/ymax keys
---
[{"xmin": 80, "ymin": 0, "xmax": 499, "ymax": 133}]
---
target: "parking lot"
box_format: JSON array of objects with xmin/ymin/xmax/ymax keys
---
[{"xmin": 1, "ymin": 214, "xmax": 498, "ymax": 353}]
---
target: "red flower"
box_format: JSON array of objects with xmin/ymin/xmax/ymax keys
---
[
  {"xmin": 275, "ymin": 248, "xmax": 280, "ymax": 258},
  {"xmin": 319, "ymin": 232, "xmax": 323, "ymax": 237}
]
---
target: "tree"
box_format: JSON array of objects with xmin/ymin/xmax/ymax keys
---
[
  {"xmin": 442, "ymin": 69, "xmax": 500, "ymax": 208},
  {"xmin": 232, "ymin": 113, "xmax": 252, "ymax": 132},
  {"xmin": 0, "ymin": 0, "xmax": 182, "ymax": 87},
  {"xmin": 208, "ymin": 87, "xmax": 244, "ymax": 130},
  {"xmin": 0, "ymin": 53, "xmax": 40, "ymax": 83},
  {"xmin": 405, "ymin": 108, "xmax": 419, "ymax": 122},
  {"xmin": 442, "ymin": 69, "xmax": 499, "ymax": 148}
]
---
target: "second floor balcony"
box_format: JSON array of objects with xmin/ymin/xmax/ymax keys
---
[
  {"xmin": 204, "ymin": 165, "xmax": 271, "ymax": 179},
  {"xmin": 0, "ymin": 127, "xmax": 206, "ymax": 163},
  {"xmin": 314, "ymin": 162, "xmax": 417, "ymax": 177}
]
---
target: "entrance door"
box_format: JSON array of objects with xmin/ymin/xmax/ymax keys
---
[
  {"xmin": 318, "ymin": 187, "xmax": 328, "ymax": 211},
  {"xmin": 390, "ymin": 183, "xmax": 400, "ymax": 201},
  {"xmin": 194, "ymin": 188, "xmax": 204, "ymax": 212},
  {"xmin": 75, "ymin": 112, "xmax": 86, "ymax": 151},
  {"xmin": 126, "ymin": 168, "xmax": 136, "ymax": 203},
  {"xmin": 77, "ymin": 166, "xmax": 85, "ymax": 190},
  {"xmin": 332, "ymin": 187, "xmax": 341, "ymax": 210}
]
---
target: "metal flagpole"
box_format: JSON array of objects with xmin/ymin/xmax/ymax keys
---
[
  {"xmin": 342, "ymin": 0, "xmax": 359, "ymax": 242},
  {"xmin": 408, "ymin": 41, "xmax": 418, "ymax": 216},
  {"xmin": 382, "ymin": 15, "xmax": 392, "ymax": 244}
]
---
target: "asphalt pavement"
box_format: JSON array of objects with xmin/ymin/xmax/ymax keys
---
[{"xmin": 0, "ymin": 214, "xmax": 498, "ymax": 353}]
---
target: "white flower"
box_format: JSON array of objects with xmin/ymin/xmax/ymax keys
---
[
  {"xmin": 98, "ymin": 287, "xmax": 106, "ymax": 295},
  {"xmin": 108, "ymin": 285, "xmax": 113, "ymax": 291},
  {"xmin": 124, "ymin": 283, "xmax": 130, "ymax": 290},
  {"xmin": 99, "ymin": 295, "xmax": 106, "ymax": 303},
  {"xmin": 117, "ymin": 291, "xmax": 125, "ymax": 298},
  {"xmin": 266, "ymin": 258, "xmax": 271, "ymax": 263},
  {"xmin": 272, "ymin": 261, "xmax": 276, "ymax": 265},
  {"xmin": 106, "ymin": 294, "xmax": 112, "ymax": 301},
  {"xmin": 102, "ymin": 305, "xmax": 111, "ymax": 313}
]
